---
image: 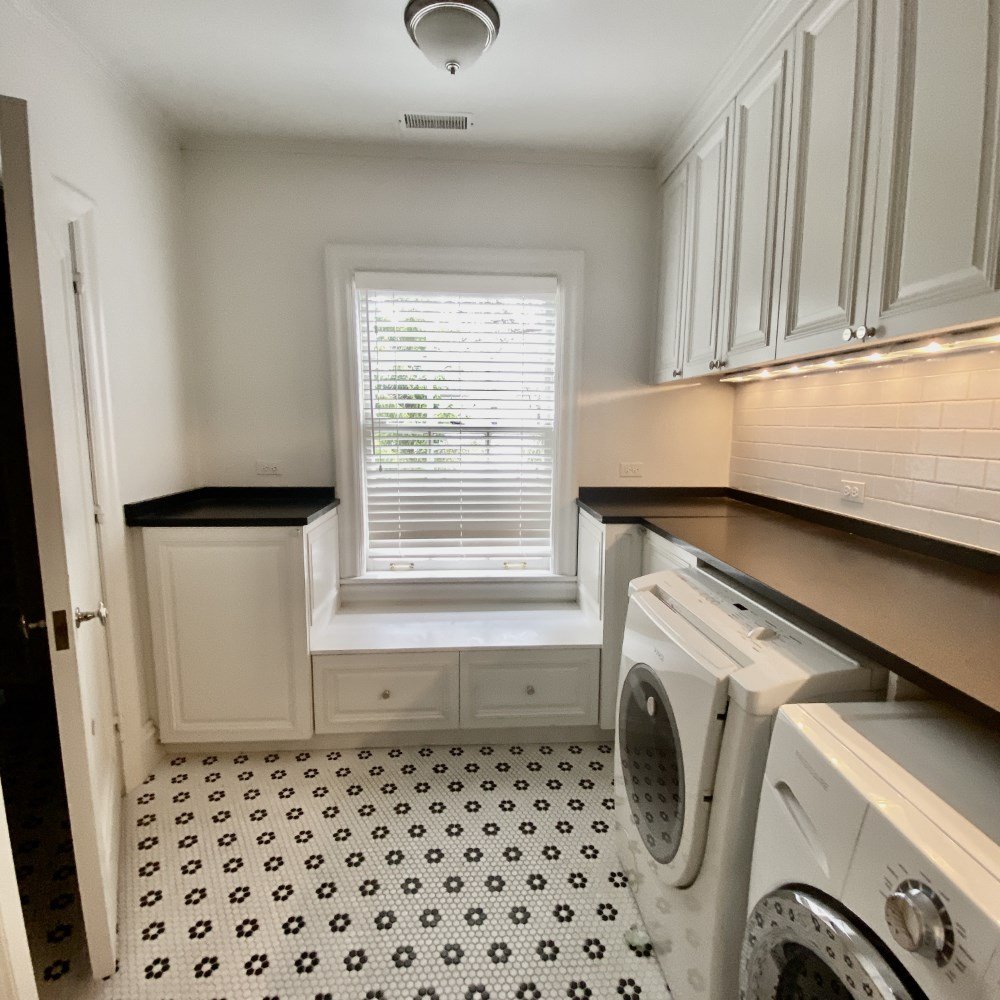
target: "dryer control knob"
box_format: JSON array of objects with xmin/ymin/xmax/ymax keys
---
[
  {"xmin": 746, "ymin": 626, "xmax": 777, "ymax": 641},
  {"xmin": 885, "ymin": 885, "xmax": 947, "ymax": 958}
]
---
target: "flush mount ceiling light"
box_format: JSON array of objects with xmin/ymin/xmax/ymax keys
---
[{"xmin": 404, "ymin": 0, "xmax": 500, "ymax": 75}]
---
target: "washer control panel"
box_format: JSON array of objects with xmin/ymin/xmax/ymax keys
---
[{"xmin": 884, "ymin": 878, "xmax": 954, "ymax": 966}]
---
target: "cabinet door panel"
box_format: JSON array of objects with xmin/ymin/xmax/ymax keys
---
[
  {"xmin": 722, "ymin": 39, "xmax": 794, "ymax": 368},
  {"xmin": 867, "ymin": 0, "xmax": 1000, "ymax": 340},
  {"xmin": 652, "ymin": 162, "xmax": 692, "ymax": 382},
  {"xmin": 144, "ymin": 528, "xmax": 312, "ymax": 742},
  {"xmin": 777, "ymin": 0, "xmax": 877, "ymax": 358},
  {"xmin": 683, "ymin": 109, "xmax": 732, "ymax": 376},
  {"xmin": 460, "ymin": 648, "xmax": 599, "ymax": 729}
]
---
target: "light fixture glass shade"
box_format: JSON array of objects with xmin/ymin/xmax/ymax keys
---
[{"xmin": 405, "ymin": 1, "xmax": 500, "ymax": 75}]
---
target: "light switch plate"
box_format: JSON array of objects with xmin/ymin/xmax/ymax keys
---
[
  {"xmin": 255, "ymin": 461, "xmax": 282, "ymax": 477},
  {"xmin": 619, "ymin": 462, "xmax": 643, "ymax": 478}
]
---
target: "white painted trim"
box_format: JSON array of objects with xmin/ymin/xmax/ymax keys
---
[
  {"xmin": 180, "ymin": 132, "xmax": 655, "ymax": 171},
  {"xmin": 162, "ymin": 723, "xmax": 613, "ymax": 755},
  {"xmin": 338, "ymin": 576, "xmax": 580, "ymax": 606},
  {"xmin": 138, "ymin": 718, "xmax": 162, "ymax": 781},
  {"xmin": 656, "ymin": 0, "xmax": 808, "ymax": 182},
  {"xmin": 325, "ymin": 243, "xmax": 584, "ymax": 584}
]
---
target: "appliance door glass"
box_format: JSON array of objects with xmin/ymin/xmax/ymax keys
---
[
  {"xmin": 741, "ymin": 888, "xmax": 925, "ymax": 1000},
  {"xmin": 618, "ymin": 664, "xmax": 685, "ymax": 864}
]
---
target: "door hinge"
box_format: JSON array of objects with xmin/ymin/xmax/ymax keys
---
[
  {"xmin": 113, "ymin": 718, "xmax": 123, "ymax": 743},
  {"xmin": 94, "ymin": 504, "xmax": 104, "ymax": 525},
  {"xmin": 72, "ymin": 270, "xmax": 84, "ymax": 295}
]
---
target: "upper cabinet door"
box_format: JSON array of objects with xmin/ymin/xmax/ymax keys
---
[
  {"xmin": 865, "ymin": 0, "xmax": 1000, "ymax": 341},
  {"xmin": 720, "ymin": 37, "xmax": 795, "ymax": 369},
  {"xmin": 682, "ymin": 107, "xmax": 733, "ymax": 376},
  {"xmin": 652, "ymin": 161, "xmax": 692, "ymax": 383},
  {"xmin": 776, "ymin": 0, "xmax": 879, "ymax": 359}
]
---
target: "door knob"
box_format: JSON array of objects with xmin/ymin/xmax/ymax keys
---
[
  {"xmin": 74, "ymin": 602, "xmax": 108, "ymax": 629},
  {"xmin": 19, "ymin": 614, "xmax": 47, "ymax": 641}
]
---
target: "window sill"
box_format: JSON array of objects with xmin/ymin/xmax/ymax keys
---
[{"xmin": 338, "ymin": 572, "xmax": 579, "ymax": 607}]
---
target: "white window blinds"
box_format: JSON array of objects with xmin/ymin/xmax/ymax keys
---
[{"xmin": 355, "ymin": 272, "xmax": 559, "ymax": 572}]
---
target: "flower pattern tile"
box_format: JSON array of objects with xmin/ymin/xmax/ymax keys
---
[{"xmin": 98, "ymin": 741, "xmax": 669, "ymax": 999}]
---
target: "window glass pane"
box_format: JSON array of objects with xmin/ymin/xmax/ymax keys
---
[{"xmin": 356, "ymin": 278, "xmax": 558, "ymax": 571}]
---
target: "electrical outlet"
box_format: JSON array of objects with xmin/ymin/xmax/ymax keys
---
[
  {"xmin": 255, "ymin": 461, "xmax": 282, "ymax": 477},
  {"xmin": 841, "ymin": 479, "xmax": 865, "ymax": 504},
  {"xmin": 619, "ymin": 462, "xmax": 643, "ymax": 478}
]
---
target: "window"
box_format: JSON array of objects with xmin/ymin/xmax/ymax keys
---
[
  {"xmin": 328, "ymin": 246, "xmax": 582, "ymax": 584},
  {"xmin": 355, "ymin": 273, "xmax": 557, "ymax": 572}
]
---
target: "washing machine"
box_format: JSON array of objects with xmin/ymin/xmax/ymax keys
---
[
  {"xmin": 742, "ymin": 701, "xmax": 1000, "ymax": 1000},
  {"xmin": 614, "ymin": 566, "xmax": 886, "ymax": 1000}
]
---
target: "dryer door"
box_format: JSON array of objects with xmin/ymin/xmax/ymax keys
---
[
  {"xmin": 617, "ymin": 589, "xmax": 731, "ymax": 887},
  {"xmin": 741, "ymin": 888, "xmax": 926, "ymax": 1000}
]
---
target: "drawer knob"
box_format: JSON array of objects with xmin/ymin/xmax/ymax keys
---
[
  {"xmin": 525, "ymin": 685, "xmax": 535, "ymax": 696},
  {"xmin": 381, "ymin": 689, "xmax": 391, "ymax": 700}
]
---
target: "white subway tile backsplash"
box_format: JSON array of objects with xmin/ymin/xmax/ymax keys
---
[{"xmin": 730, "ymin": 350, "xmax": 1000, "ymax": 553}]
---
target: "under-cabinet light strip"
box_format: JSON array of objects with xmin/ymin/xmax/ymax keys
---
[{"xmin": 719, "ymin": 326, "xmax": 1000, "ymax": 383}]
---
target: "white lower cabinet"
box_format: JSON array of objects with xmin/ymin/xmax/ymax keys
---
[
  {"xmin": 460, "ymin": 649, "xmax": 600, "ymax": 729},
  {"xmin": 314, "ymin": 652, "xmax": 460, "ymax": 733},
  {"xmin": 143, "ymin": 525, "xmax": 321, "ymax": 742}
]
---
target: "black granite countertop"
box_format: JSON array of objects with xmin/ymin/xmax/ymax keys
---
[
  {"xmin": 578, "ymin": 487, "xmax": 1000, "ymax": 721},
  {"xmin": 124, "ymin": 487, "xmax": 339, "ymax": 527}
]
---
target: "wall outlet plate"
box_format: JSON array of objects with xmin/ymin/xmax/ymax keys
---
[
  {"xmin": 841, "ymin": 479, "xmax": 865, "ymax": 504},
  {"xmin": 619, "ymin": 462, "xmax": 643, "ymax": 478},
  {"xmin": 256, "ymin": 461, "xmax": 283, "ymax": 477}
]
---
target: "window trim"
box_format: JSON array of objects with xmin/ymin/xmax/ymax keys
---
[{"xmin": 326, "ymin": 244, "xmax": 584, "ymax": 584}]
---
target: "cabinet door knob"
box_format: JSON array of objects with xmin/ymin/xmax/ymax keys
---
[
  {"xmin": 672, "ymin": 369, "xmax": 683, "ymax": 378},
  {"xmin": 859, "ymin": 325, "xmax": 877, "ymax": 341},
  {"xmin": 716, "ymin": 359, "xmax": 727, "ymax": 370},
  {"xmin": 525, "ymin": 685, "xmax": 535, "ymax": 696},
  {"xmin": 843, "ymin": 326, "xmax": 856, "ymax": 342},
  {"xmin": 381, "ymin": 689, "xmax": 391, "ymax": 700},
  {"xmin": 708, "ymin": 360, "xmax": 716, "ymax": 370}
]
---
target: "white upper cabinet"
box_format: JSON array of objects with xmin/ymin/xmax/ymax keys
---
[
  {"xmin": 652, "ymin": 161, "xmax": 692, "ymax": 382},
  {"xmin": 776, "ymin": 0, "xmax": 879, "ymax": 359},
  {"xmin": 865, "ymin": 0, "xmax": 1000, "ymax": 341},
  {"xmin": 721, "ymin": 37, "xmax": 794, "ymax": 369},
  {"xmin": 682, "ymin": 106, "xmax": 733, "ymax": 376}
]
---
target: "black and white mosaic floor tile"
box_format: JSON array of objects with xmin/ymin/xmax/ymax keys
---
[{"xmin": 100, "ymin": 741, "xmax": 670, "ymax": 1000}]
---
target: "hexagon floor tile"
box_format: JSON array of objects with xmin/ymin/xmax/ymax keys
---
[{"xmin": 85, "ymin": 740, "xmax": 671, "ymax": 1000}]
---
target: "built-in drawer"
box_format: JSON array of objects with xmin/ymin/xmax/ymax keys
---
[
  {"xmin": 313, "ymin": 652, "xmax": 460, "ymax": 733},
  {"xmin": 459, "ymin": 648, "xmax": 600, "ymax": 729}
]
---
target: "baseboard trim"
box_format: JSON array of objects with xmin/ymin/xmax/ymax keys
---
[{"xmin": 160, "ymin": 724, "xmax": 613, "ymax": 756}]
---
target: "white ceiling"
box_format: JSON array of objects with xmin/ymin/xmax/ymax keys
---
[{"xmin": 39, "ymin": 0, "xmax": 769, "ymax": 160}]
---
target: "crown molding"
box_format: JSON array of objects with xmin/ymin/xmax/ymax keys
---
[
  {"xmin": 654, "ymin": 0, "xmax": 807, "ymax": 183},
  {"xmin": 178, "ymin": 130, "xmax": 657, "ymax": 171}
]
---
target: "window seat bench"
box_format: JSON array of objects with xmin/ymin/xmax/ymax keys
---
[{"xmin": 310, "ymin": 604, "xmax": 604, "ymax": 734}]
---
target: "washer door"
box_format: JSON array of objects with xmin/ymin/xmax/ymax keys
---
[
  {"xmin": 740, "ymin": 889, "xmax": 925, "ymax": 1000},
  {"xmin": 617, "ymin": 588, "xmax": 731, "ymax": 887},
  {"xmin": 618, "ymin": 664, "xmax": 686, "ymax": 865}
]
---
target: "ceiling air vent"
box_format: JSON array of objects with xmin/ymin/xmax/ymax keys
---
[{"xmin": 400, "ymin": 112, "xmax": 473, "ymax": 131}]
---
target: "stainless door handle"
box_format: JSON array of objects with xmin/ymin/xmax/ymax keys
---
[
  {"xmin": 74, "ymin": 602, "xmax": 108, "ymax": 628},
  {"xmin": 19, "ymin": 614, "xmax": 47, "ymax": 641}
]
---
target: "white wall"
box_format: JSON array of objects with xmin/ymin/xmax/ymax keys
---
[
  {"xmin": 731, "ymin": 348, "xmax": 1000, "ymax": 553},
  {"xmin": 180, "ymin": 141, "xmax": 734, "ymax": 490},
  {"xmin": 1, "ymin": 0, "xmax": 195, "ymax": 780}
]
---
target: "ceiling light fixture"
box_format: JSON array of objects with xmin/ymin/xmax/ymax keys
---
[
  {"xmin": 404, "ymin": 0, "xmax": 500, "ymax": 75},
  {"xmin": 719, "ymin": 325, "xmax": 1000, "ymax": 384}
]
